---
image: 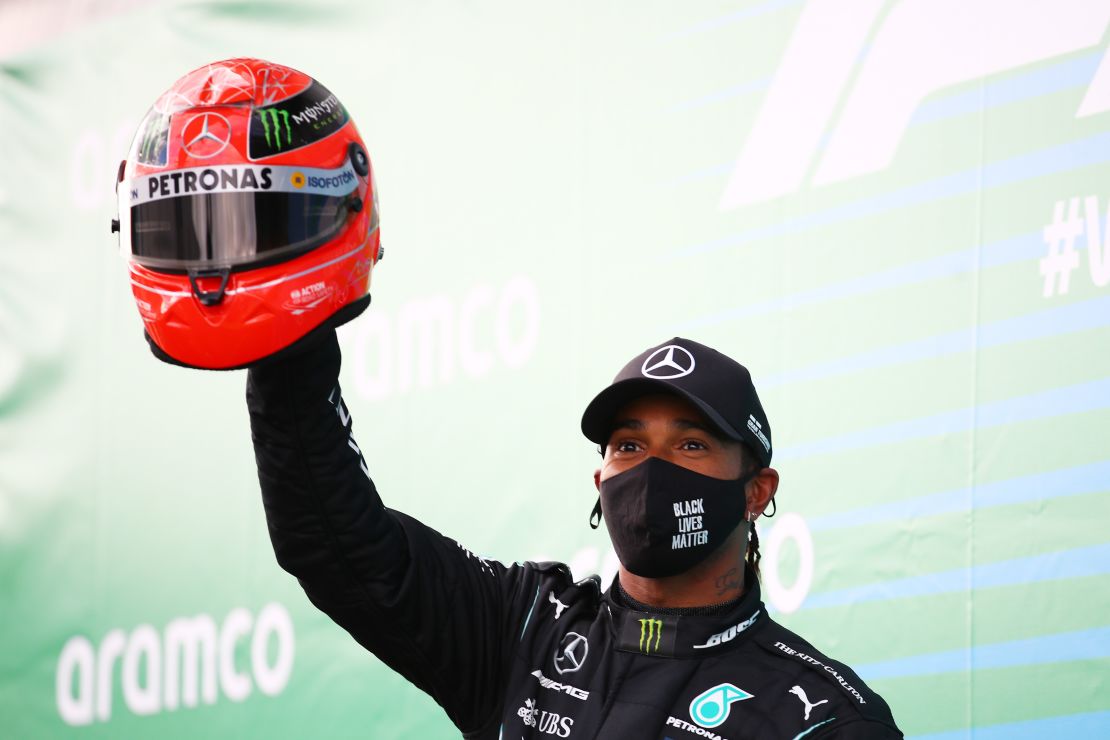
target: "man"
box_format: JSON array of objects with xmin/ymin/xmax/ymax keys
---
[{"xmin": 247, "ymin": 332, "xmax": 903, "ymax": 739}]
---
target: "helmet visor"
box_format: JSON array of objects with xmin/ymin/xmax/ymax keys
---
[{"xmin": 118, "ymin": 163, "xmax": 363, "ymax": 270}]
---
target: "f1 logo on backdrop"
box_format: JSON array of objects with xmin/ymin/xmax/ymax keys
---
[{"xmin": 720, "ymin": 0, "xmax": 1110, "ymax": 208}]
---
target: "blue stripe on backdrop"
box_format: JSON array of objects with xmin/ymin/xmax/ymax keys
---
[
  {"xmin": 666, "ymin": 77, "xmax": 770, "ymax": 114},
  {"xmin": 856, "ymin": 626, "xmax": 1110, "ymax": 680},
  {"xmin": 775, "ymin": 376, "xmax": 1110, "ymax": 462},
  {"xmin": 673, "ymin": 230, "xmax": 1048, "ymax": 330},
  {"xmin": 808, "ymin": 459, "xmax": 1110, "ymax": 532},
  {"xmin": 804, "ymin": 543, "xmax": 1110, "ymax": 610},
  {"xmin": 910, "ymin": 710, "xmax": 1110, "ymax": 740},
  {"xmin": 669, "ymin": 131, "xmax": 1110, "ymax": 259},
  {"xmin": 911, "ymin": 52, "xmax": 1101, "ymax": 126},
  {"xmin": 761, "ymin": 294, "xmax": 1110, "ymax": 389}
]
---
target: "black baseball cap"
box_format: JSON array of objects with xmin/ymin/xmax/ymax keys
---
[{"xmin": 580, "ymin": 337, "xmax": 772, "ymax": 466}]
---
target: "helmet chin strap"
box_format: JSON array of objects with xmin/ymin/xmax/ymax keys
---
[{"xmin": 187, "ymin": 267, "xmax": 231, "ymax": 306}]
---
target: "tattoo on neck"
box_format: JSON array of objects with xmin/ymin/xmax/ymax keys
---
[{"xmin": 715, "ymin": 567, "xmax": 742, "ymax": 596}]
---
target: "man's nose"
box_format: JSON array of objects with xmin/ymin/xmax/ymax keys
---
[{"xmin": 647, "ymin": 447, "xmax": 680, "ymax": 464}]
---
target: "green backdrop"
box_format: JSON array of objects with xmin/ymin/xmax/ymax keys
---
[{"xmin": 2, "ymin": 1, "xmax": 1108, "ymax": 737}]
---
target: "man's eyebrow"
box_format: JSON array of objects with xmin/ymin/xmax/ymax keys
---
[
  {"xmin": 609, "ymin": 418, "xmax": 716, "ymax": 434},
  {"xmin": 673, "ymin": 418, "xmax": 715, "ymax": 434}
]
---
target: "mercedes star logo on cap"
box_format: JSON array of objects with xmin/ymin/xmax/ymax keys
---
[
  {"xmin": 181, "ymin": 112, "xmax": 231, "ymax": 158},
  {"xmin": 641, "ymin": 345, "xmax": 695, "ymax": 379}
]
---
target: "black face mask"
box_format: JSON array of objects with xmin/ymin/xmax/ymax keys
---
[{"xmin": 592, "ymin": 456, "xmax": 755, "ymax": 578}]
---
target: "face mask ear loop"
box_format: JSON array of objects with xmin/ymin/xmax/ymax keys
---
[
  {"xmin": 589, "ymin": 496, "xmax": 602, "ymax": 530},
  {"xmin": 741, "ymin": 470, "xmax": 761, "ymax": 523},
  {"xmin": 765, "ymin": 498, "xmax": 777, "ymax": 518}
]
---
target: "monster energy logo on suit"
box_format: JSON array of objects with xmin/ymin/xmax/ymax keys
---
[
  {"xmin": 249, "ymin": 80, "xmax": 350, "ymax": 159},
  {"xmin": 619, "ymin": 612, "xmax": 677, "ymax": 656},
  {"xmin": 640, "ymin": 619, "xmax": 663, "ymax": 653}
]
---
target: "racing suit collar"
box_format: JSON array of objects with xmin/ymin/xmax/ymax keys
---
[{"xmin": 603, "ymin": 566, "xmax": 766, "ymax": 659}]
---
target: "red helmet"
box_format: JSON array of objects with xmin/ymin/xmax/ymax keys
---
[{"xmin": 114, "ymin": 58, "xmax": 380, "ymax": 369}]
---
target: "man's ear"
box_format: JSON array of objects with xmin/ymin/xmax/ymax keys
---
[
  {"xmin": 593, "ymin": 469, "xmax": 602, "ymax": 492},
  {"xmin": 745, "ymin": 467, "xmax": 779, "ymax": 518}
]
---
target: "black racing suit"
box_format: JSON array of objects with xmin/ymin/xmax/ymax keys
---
[{"xmin": 247, "ymin": 333, "xmax": 903, "ymax": 740}]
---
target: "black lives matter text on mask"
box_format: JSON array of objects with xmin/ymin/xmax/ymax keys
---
[{"xmin": 673, "ymin": 498, "xmax": 708, "ymax": 549}]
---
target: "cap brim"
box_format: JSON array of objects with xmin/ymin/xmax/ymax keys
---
[{"xmin": 580, "ymin": 377, "xmax": 744, "ymax": 447}]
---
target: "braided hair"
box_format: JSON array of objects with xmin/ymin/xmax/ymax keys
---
[{"xmin": 739, "ymin": 443, "xmax": 765, "ymax": 578}]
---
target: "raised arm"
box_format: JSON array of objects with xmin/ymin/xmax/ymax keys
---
[{"xmin": 246, "ymin": 330, "xmax": 538, "ymax": 734}]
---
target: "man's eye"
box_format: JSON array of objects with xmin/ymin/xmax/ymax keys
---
[
  {"xmin": 616, "ymin": 441, "xmax": 640, "ymax": 453},
  {"xmin": 682, "ymin": 440, "xmax": 708, "ymax": 451}
]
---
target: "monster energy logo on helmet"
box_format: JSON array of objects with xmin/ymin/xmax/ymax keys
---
[
  {"xmin": 639, "ymin": 618, "xmax": 663, "ymax": 654},
  {"xmin": 258, "ymin": 109, "xmax": 292, "ymax": 150},
  {"xmin": 249, "ymin": 80, "xmax": 350, "ymax": 159}
]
